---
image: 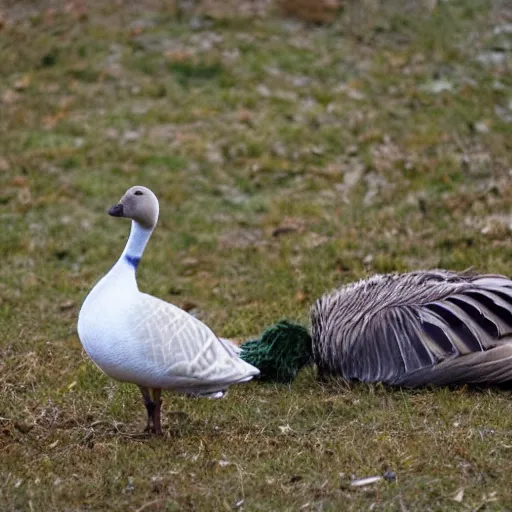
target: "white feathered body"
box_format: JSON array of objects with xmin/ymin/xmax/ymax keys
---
[{"xmin": 78, "ymin": 259, "xmax": 258, "ymax": 395}]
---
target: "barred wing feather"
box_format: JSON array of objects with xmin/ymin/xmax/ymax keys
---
[{"xmin": 312, "ymin": 272, "xmax": 512, "ymax": 387}]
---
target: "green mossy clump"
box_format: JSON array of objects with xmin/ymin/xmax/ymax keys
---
[{"xmin": 240, "ymin": 320, "xmax": 313, "ymax": 383}]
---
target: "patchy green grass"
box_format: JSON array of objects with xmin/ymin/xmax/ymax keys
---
[{"xmin": 1, "ymin": 0, "xmax": 512, "ymax": 510}]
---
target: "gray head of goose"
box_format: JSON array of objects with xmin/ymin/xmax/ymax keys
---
[{"xmin": 108, "ymin": 186, "xmax": 159, "ymax": 229}]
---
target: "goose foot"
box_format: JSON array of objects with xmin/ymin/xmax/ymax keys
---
[
  {"xmin": 143, "ymin": 400, "xmax": 155, "ymax": 433},
  {"xmin": 139, "ymin": 387, "xmax": 163, "ymax": 435},
  {"xmin": 152, "ymin": 389, "xmax": 162, "ymax": 435}
]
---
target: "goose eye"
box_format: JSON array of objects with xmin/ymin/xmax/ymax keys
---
[{"xmin": 134, "ymin": 190, "xmax": 144, "ymax": 196}]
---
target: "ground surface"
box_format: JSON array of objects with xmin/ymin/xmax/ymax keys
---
[{"xmin": 1, "ymin": 0, "xmax": 512, "ymax": 510}]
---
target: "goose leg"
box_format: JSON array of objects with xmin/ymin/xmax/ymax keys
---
[
  {"xmin": 139, "ymin": 386, "xmax": 155, "ymax": 433},
  {"xmin": 152, "ymin": 389, "xmax": 163, "ymax": 435}
]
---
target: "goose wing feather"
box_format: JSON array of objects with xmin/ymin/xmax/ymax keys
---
[
  {"xmin": 311, "ymin": 271, "xmax": 512, "ymax": 386},
  {"xmin": 130, "ymin": 293, "xmax": 258, "ymax": 389},
  {"xmin": 395, "ymin": 338, "xmax": 512, "ymax": 387}
]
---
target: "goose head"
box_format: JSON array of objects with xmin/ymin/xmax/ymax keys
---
[{"xmin": 108, "ymin": 186, "xmax": 159, "ymax": 229}]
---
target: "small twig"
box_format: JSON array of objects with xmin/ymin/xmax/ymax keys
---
[
  {"xmin": 235, "ymin": 463, "xmax": 245, "ymax": 502},
  {"xmin": 399, "ymin": 494, "xmax": 409, "ymax": 512},
  {"xmin": 89, "ymin": 420, "xmax": 109, "ymax": 427},
  {"xmin": 135, "ymin": 498, "xmax": 164, "ymax": 512}
]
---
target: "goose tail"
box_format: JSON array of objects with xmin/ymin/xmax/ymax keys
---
[
  {"xmin": 393, "ymin": 337, "xmax": 512, "ymax": 388},
  {"xmin": 239, "ymin": 321, "xmax": 313, "ymax": 383}
]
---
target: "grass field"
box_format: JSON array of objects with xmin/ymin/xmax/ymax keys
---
[{"xmin": 1, "ymin": 0, "xmax": 512, "ymax": 509}]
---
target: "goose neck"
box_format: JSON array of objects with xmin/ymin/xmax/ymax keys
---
[{"xmin": 120, "ymin": 221, "xmax": 153, "ymax": 270}]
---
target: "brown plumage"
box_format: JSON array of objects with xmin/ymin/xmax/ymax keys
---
[{"xmin": 311, "ymin": 270, "xmax": 512, "ymax": 388}]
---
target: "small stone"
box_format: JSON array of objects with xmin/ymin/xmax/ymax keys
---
[
  {"xmin": 346, "ymin": 145, "xmax": 359, "ymax": 156},
  {"xmin": 363, "ymin": 254, "xmax": 374, "ymax": 265},
  {"xmin": 189, "ymin": 16, "xmax": 205, "ymax": 30},
  {"xmin": 383, "ymin": 470, "xmax": 396, "ymax": 482},
  {"xmin": 124, "ymin": 477, "xmax": 135, "ymax": 493},
  {"xmin": 123, "ymin": 130, "xmax": 140, "ymax": 142},
  {"xmin": 476, "ymin": 52, "xmax": 507, "ymax": 67},
  {"xmin": 420, "ymin": 79, "xmax": 453, "ymax": 94},
  {"xmin": 343, "ymin": 167, "xmax": 363, "ymax": 189},
  {"xmin": 494, "ymin": 24, "xmax": 512, "ymax": 35},
  {"xmin": 105, "ymin": 128, "xmax": 119, "ymax": 140},
  {"xmin": 257, "ymin": 84, "xmax": 271, "ymax": 97},
  {"xmin": 474, "ymin": 120, "xmax": 491, "ymax": 134}
]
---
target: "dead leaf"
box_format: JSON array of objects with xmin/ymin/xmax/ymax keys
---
[
  {"xmin": 452, "ymin": 488, "xmax": 464, "ymax": 503},
  {"xmin": 295, "ymin": 290, "xmax": 307, "ymax": 303},
  {"xmin": 164, "ymin": 49, "xmax": 193, "ymax": 62},
  {"xmin": 358, "ymin": 129, "xmax": 383, "ymax": 143},
  {"xmin": 40, "ymin": 83, "xmax": 60, "ymax": 94},
  {"xmin": 272, "ymin": 217, "xmax": 307, "ymax": 236},
  {"xmin": 420, "ymin": 79, "xmax": 453, "ymax": 94},
  {"xmin": 43, "ymin": 8, "xmax": 56, "ymax": 25},
  {"xmin": 59, "ymin": 96, "xmax": 75, "ymax": 109},
  {"xmin": 219, "ymin": 228, "xmax": 264, "ymax": 249},
  {"xmin": 42, "ymin": 111, "xmax": 67, "ymax": 130},
  {"xmin": 237, "ymin": 109, "xmax": 253, "ymax": 123},
  {"xmin": 9, "ymin": 176, "xmax": 28, "ymax": 187},
  {"xmin": 474, "ymin": 119, "xmax": 492, "ymax": 134},
  {"xmin": 18, "ymin": 187, "xmax": 32, "ymax": 205},
  {"xmin": 279, "ymin": 0, "xmax": 341, "ymax": 23},
  {"xmin": 481, "ymin": 492, "xmax": 498, "ymax": 503},
  {"xmin": 22, "ymin": 273, "xmax": 38, "ymax": 288},
  {"xmin": 0, "ymin": 157, "xmax": 9, "ymax": 172},
  {"xmin": 59, "ymin": 300, "xmax": 75, "ymax": 311},
  {"xmin": 363, "ymin": 254, "xmax": 374, "ymax": 265},
  {"xmin": 2, "ymin": 89, "xmax": 19, "ymax": 104},
  {"xmin": 14, "ymin": 422, "xmax": 34, "ymax": 434},
  {"xmin": 182, "ymin": 257, "xmax": 199, "ymax": 267},
  {"xmin": 13, "ymin": 74, "xmax": 31, "ymax": 91},
  {"xmin": 386, "ymin": 53, "xmax": 407, "ymax": 68},
  {"xmin": 303, "ymin": 233, "xmax": 329, "ymax": 248},
  {"xmin": 180, "ymin": 301, "xmax": 198, "ymax": 312},
  {"xmin": 65, "ymin": 0, "xmax": 88, "ymax": 21}
]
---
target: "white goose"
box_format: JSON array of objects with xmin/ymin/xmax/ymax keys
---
[{"xmin": 77, "ymin": 186, "xmax": 260, "ymax": 434}]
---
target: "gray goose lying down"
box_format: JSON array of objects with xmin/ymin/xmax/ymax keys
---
[{"xmin": 240, "ymin": 271, "xmax": 512, "ymax": 387}]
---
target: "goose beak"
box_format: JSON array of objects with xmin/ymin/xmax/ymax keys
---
[{"xmin": 108, "ymin": 203, "xmax": 124, "ymax": 217}]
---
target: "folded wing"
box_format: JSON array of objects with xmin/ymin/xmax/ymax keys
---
[
  {"xmin": 312, "ymin": 272, "xmax": 512, "ymax": 387},
  {"xmin": 131, "ymin": 293, "xmax": 259, "ymax": 390}
]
